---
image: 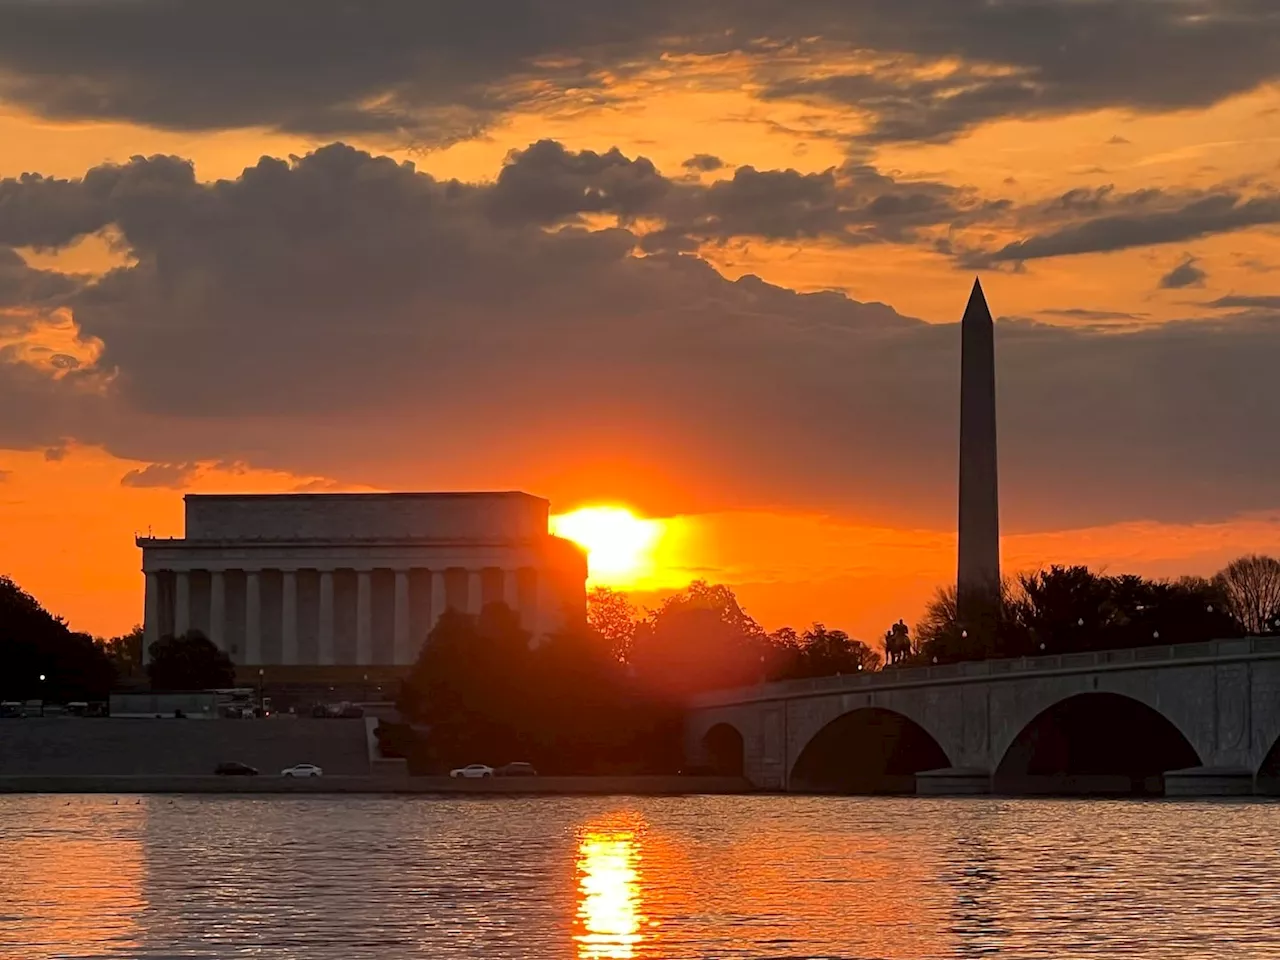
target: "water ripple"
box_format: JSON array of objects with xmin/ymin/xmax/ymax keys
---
[{"xmin": 1, "ymin": 795, "xmax": 1279, "ymax": 959}]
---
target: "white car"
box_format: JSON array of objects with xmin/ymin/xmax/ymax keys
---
[
  {"xmin": 281, "ymin": 763, "xmax": 323, "ymax": 778},
  {"xmin": 450, "ymin": 764, "xmax": 494, "ymax": 779}
]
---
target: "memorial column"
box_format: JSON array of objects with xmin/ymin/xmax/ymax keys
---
[
  {"xmin": 245, "ymin": 570, "xmax": 262, "ymax": 665},
  {"xmin": 430, "ymin": 570, "xmax": 447, "ymax": 630},
  {"xmin": 502, "ymin": 568, "xmax": 519, "ymax": 614},
  {"xmin": 394, "ymin": 570, "xmax": 411, "ymax": 665},
  {"xmin": 143, "ymin": 572, "xmax": 160, "ymax": 655},
  {"xmin": 318, "ymin": 570, "xmax": 335, "ymax": 665},
  {"xmin": 209, "ymin": 570, "xmax": 226, "ymax": 650},
  {"xmin": 356, "ymin": 570, "xmax": 373, "ymax": 665},
  {"xmin": 281, "ymin": 569, "xmax": 298, "ymax": 665},
  {"xmin": 467, "ymin": 569, "xmax": 483, "ymax": 615},
  {"xmin": 174, "ymin": 571, "xmax": 191, "ymax": 637}
]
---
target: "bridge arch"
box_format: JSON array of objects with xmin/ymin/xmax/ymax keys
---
[
  {"xmin": 790, "ymin": 707, "xmax": 952, "ymax": 794},
  {"xmin": 702, "ymin": 722, "xmax": 746, "ymax": 776},
  {"xmin": 994, "ymin": 692, "xmax": 1201, "ymax": 795}
]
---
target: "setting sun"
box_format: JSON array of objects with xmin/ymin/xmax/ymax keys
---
[{"xmin": 552, "ymin": 507, "xmax": 663, "ymax": 587}]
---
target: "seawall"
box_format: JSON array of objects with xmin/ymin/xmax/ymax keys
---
[
  {"xmin": 0, "ymin": 775, "xmax": 751, "ymax": 795},
  {"xmin": 0, "ymin": 718, "xmax": 371, "ymax": 776}
]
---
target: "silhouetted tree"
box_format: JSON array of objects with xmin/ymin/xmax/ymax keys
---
[
  {"xmin": 586, "ymin": 586, "xmax": 637, "ymax": 663},
  {"xmin": 0, "ymin": 575, "xmax": 115, "ymax": 701},
  {"xmin": 398, "ymin": 602, "xmax": 681, "ymax": 774},
  {"xmin": 630, "ymin": 581, "xmax": 769, "ymax": 695},
  {"xmin": 915, "ymin": 580, "xmax": 1031, "ymax": 663},
  {"xmin": 1214, "ymin": 555, "xmax": 1280, "ymax": 635},
  {"xmin": 792, "ymin": 624, "xmax": 881, "ymax": 677},
  {"xmin": 917, "ymin": 567, "xmax": 1241, "ymax": 664},
  {"xmin": 104, "ymin": 625, "xmax": 145, "ymax": 682},
  {"xmin": 146, "ymin": 631, "xmax": 236, "ymax": 690}
]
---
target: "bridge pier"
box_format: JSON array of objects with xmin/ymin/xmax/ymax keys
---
[
  {"xmin": 1163, "ymin": 766, "xmax": 1256, "ymax": 797},
  {"xmin": 915, "ymin": 767, "xmax": 991, "ymax": 796}
]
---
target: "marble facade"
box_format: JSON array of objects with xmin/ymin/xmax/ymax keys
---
[{"xmin": 137, "ymin": 492, "xmax": 587, "ymax": 669}]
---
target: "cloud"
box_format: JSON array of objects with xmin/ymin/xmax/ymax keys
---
[
  {"xmin": 969, "ymin": 187, "xmax": 1280, "ymax": 265},
  {"xmin": 1107, "ymin": 135, "xmax": 1131, "ymax": 145},
  {"xmin": 0, "ymin": 247, "xmax": 81, "ymax": 307},
  {"xmin": 1207, "ymin": 294, "xmax": 1280, "ymax": 311},
  {"xmin": 2, "ymin": 142, "xmax": 1280, "ymax": 537},
  {"xmin": 1040, "ymin": 308, "xmax": 1147, "ymax": 322},
  {"xmin": 119, "ymin": 461, "xmax": 199, "ymax": 488},
  {"xmin": 1159, "ymin": 256, "xmax": 1208, "ymax": 290},
  {"xmin": 682, "ymin": 154, "xmax": 725, "ymax": 172},
  {"xmin": 0, "ymin": 1, "xmax": 1276, "ymax": 146}
]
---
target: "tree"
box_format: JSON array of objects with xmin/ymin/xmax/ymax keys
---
[
  {"xmin": 792, "ymin": 624, "xmax": 880, "ymax": 677},
  {"xmin": 629, "ymin": 581, "xmax": 769, "ymax": 695},
  {"xmin": 1214, "ymin": 555, "xmax": 1280, "ymax": 635},
  {"xmin": 0, "ymin": 575, "xmax": 116, "ymax": 701},
  {"xmin": 916, "ymin": 566, "xmax": 1241, "ymax": 665},
  {"xmin": 586, "ymin": 586, "xmax": 638, "ymax": 663},
  {"xmin": 398, "ymin": 602, "xmax": 681, "ymax": 774},
  {"xmin": 146, "ymin": 631, "xmax": 236, "ymax": 690},
  {"xmin": 915, "ymin": 580, "xmax": 1031, "ymax": 663},
  {"xmin": 104, "ymin": 626, "xmax": 145, "ymax": 682}
]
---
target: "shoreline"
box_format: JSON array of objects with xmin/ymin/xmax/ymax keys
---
[{"xmin": 0, "ymin": 774, "xmax": 754, "ymax": 796}]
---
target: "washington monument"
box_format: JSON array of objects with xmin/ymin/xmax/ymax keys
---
[{"xmin": 957, "ymin": 278, "xmax": 1001, "ymax": 617}]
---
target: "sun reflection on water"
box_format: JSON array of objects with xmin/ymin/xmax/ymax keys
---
[{"xmin": 574, "ymin": 820, "xmax": 648, "ymax": 959}]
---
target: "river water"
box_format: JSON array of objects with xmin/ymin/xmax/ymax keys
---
[{"xmin": 1, "ymin": 794, "xmax": 1278, "ymax": 959}]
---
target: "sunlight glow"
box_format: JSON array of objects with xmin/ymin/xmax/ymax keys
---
[
  {"xmin": 574, "ymin": 827, "xmax": 645, "ymax": 959},
  {"xmin": 552, "ymin": 506, "xmax": 663, "ymax": 587}
]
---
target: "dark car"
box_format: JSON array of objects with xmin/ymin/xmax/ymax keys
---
[
  {"xmin": 496, "ymin": 762, "xmax": 538, "ymax": 777},
  {"xmin": 214, "ymin": 761, "xmax": 259, "ymax": 776}
]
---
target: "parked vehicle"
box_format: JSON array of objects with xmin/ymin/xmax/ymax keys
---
[
  {"xmin": 450, "ymin": 764, "xmax": 494, "ymax": 779},
  {"xmin": 281, "ymin": 763, "xmax": 323, "ymax": 778},
  {"xmin": 495, "ymin": 762, "xmax": 538, "ymax": 777},
  {"xmin": 214, "ymin": 761, "xmax": 259, "ymax": 776}
]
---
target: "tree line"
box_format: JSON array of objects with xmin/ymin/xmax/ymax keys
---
[
  {"xmin": 912, "ymin": 555, "xmax": 1280, "ymax": 664},
  {"xmin": 0, "ymin": 575, "xmax": 236, "ymax": 700},
  {"xmin": 5, "ymin": 552, "xmax": 1280, "ymax": 773}
]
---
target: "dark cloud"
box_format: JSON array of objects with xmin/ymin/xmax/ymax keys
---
[
  {"xmin": 483, "ymin": 140, "xmax": 670, "ymax": 225},
  {"xmin": 0, "ymin": 246, "xmax": 81, "ymax": 307},
  {"xmin": 1107, "ymin": 135, "xmax": 1131, "ymax": 145},
  {"xmin": 119, "ymin": 461, "xmax": 199, "ymax": 488},
  {"xmin": 2, "ymin": 142, "xmax": 1280, "ymax": 534},
  {"xmin": 0, "ymin": 1, "xmax": 1276, "ymax": 146},
  {"xmin": 1040, "ymin": 308, "xmax": 1146, "ymax": 322},
  {"xmin": 1207, "ymin": 294, "xmax": 1280, "ymax": 311},
  {"xmin": 755, "ymin": 1, "xmax": 1280, "ymax": 143},
  {"xmin": 1159, "ymin": 257, "xmax": 1208, "ymax": 290},
  {"xmin": 968, "ymin": 188, "xmax": 1280, "ymax": 265},
  {"xmin": 682, "ymin": 155, "xmax": 724, "ymax": 172}
]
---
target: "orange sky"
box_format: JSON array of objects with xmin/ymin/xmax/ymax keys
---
[{"xmin": 2, "ymin": 7, "xmax": 1280, "ymax": 643}]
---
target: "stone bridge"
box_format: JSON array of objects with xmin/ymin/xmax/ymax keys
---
[{"xmin": 685, "ymin": 638, "xmax": 1280, "ymax": 796}]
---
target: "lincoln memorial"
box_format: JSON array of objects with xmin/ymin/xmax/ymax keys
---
[{"xmin": 137, "ymin": 492, "xmax": 588, "ymax": 680}]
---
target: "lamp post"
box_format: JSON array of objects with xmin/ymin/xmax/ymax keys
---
[
  {"xmin": 38, "ymin": 674, "xmax": 46, "ymax": 716},
  {"xmin": 257, "ymin": 668, "xmax": 264, "ymax": 715}
]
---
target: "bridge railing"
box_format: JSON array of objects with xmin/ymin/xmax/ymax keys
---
[{"xmin": 689, "ymin": 635, "xmax": 1280, "ymax": 708}]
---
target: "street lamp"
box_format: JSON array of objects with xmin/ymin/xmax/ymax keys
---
[{"xmin": 257, "ymin": 668, "xmax": 264, "ymax": 714}]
